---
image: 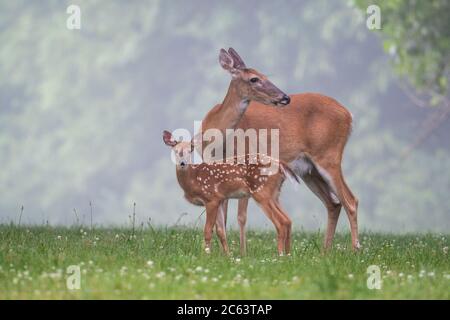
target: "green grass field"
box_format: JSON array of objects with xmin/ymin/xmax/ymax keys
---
[{"xmin": 0, "ymin": 225, "xmax": 448, "ymax": 299}]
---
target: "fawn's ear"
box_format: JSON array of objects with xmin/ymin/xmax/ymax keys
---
[{"xmin": 162, "ymin": 130, "xmax": 177, "ymax": 147}]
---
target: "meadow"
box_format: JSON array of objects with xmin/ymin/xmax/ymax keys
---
[{"xmin": 0, "ymin": 224, "xmax": 448, "ymax": 299}]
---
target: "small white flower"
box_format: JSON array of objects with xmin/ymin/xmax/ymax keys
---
[
  {"xmin": 156, "ymin": 271, "xmax": 166, "ymax": 279},
  {"xmin": 195, "ymin": 266, "xmax": 203, "ymax": 272},
  {"xmin": 348, "ymin": 274, "xmax": 354, "ymax": 279},
  {"xmin": 57, "ymin": 235, "xmax": 62, "ymax": 240},
  {"xmin": 146, "ymin": 260, "xmax": 154, "ymax": 267}
]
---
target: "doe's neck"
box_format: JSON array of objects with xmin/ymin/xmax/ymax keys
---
[{"xmin": 219, "ymin": 80, "xmax": 250, "ymax": 128}]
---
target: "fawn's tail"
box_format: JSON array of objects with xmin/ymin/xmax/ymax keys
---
[{"xmin": 280, "ymin": 161, "xmax": 300, "ymax": 184}]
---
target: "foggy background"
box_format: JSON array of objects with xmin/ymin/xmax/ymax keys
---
[{"xmin": 1, "ymin": 0, "xmax": 449, "ymax": 232}]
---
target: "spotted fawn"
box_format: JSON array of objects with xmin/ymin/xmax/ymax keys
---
[{"xmin": 163, "ymin": 130, "xmax": 299, "ymax": 255}]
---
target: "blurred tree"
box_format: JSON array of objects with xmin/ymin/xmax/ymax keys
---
[{"xmin": 353, "ymin": 0, "xmax": 450, "ymax": 155}]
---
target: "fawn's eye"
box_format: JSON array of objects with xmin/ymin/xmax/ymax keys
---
[{"xmin": 250, "ymin": 77, "xmax": 259, "ymax": 83}]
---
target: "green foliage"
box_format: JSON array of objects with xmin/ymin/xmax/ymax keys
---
[
  {"xmin": 354, "ymin": 0, "xmax": 450, "ymax": 103},
  {"xmin": 0, "ymin": 226, "xmax": 448, "ymax": 299}
]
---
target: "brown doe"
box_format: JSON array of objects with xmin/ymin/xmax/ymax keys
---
[
  {"xmin": 163, "ymin": 130, "xmax": 299, "ymax": 255},
  {"xmin": 199, "ymin": 48, "xmax": 359, "ymax": 253}
]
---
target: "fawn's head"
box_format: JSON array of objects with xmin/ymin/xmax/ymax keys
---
[
  {"xmin": 219, "ymin": 47, "xmax": 290, "ymax": 107},
  {"xmin": 163, "ymin": 130, "xmax": 194, "ymax": 169}
]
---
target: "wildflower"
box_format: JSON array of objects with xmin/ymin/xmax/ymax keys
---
[
  {"xmin": 57, "ymin": 235, "xmax": 62, "ymax": 240},
  {"xmin": 443, "ymin": 247, "xmax": 448, "ymax": 254},
  {"xmin": 146, "ymin": 260, "xmax": 154, "ymax": 268},
  {"xmin": 348, "ymin": 274, "xmax": 354, "ymax": 279},
  {"xmin": 156, "ymin": 271, "xmax": 166, "ymax": 279}
]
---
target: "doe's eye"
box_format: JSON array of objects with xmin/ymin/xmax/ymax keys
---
[{"xmin": 250, "ymin": 77, "xmax": 260, "ymax": 83}]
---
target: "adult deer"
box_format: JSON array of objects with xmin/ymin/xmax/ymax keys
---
[{"xmin": 199, "ymin": 48, "xmax": 359, "ymax": 253}]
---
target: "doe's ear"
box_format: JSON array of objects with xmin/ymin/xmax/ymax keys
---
[
  {"xmin": 219, "ymin": 48, "xmax": 235, "ymax": 72},
  {"xmin": 227, "ymin": 47, "xmax": 246, "ymax": 69},
  {"xmin": 162, "ymin": 130, "xmax": 177, "ymax": 147}
]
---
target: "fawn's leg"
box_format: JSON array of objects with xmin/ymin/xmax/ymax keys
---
[
  {"xmin": 254, "ymin": 199, "xmax": 286, "ymax": 255},
  {"xmin": 272, "ymin": 200, "xmax": 292, "ymax": 255},
  {"xmin": 215, "ymin": 201, "xmax": 229, "ymax": 254},
  {"xmin": 237, "ymin": 198, "xmax": 249, "ymax": 255},
  {"xmin": 204, "ymin": 201, "xmax": 220, "ymax": 254}
]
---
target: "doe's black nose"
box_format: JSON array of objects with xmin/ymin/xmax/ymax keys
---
[{"xmin": 280, "ymin": 95, "xmax": 290, "ymax": 105}]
